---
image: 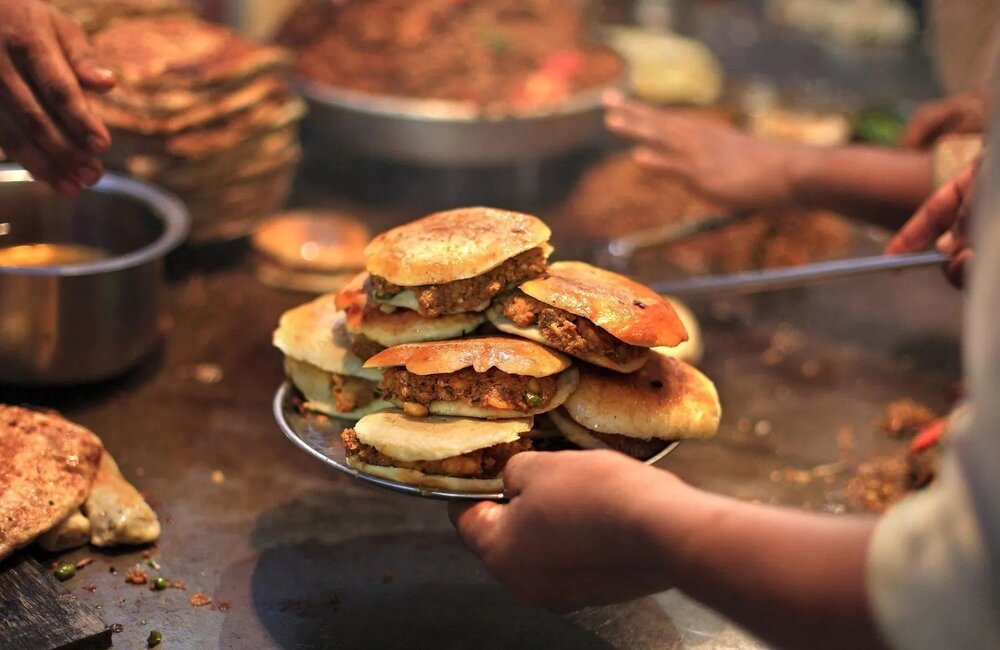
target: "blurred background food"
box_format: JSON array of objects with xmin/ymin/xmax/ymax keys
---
[
  {"xmin": 87, "ymin": 13, "xmax": 304, "ymax": 242},
  {"xmin": 49, "ymin": 0, "xmax": 194, "ymax": 34}
]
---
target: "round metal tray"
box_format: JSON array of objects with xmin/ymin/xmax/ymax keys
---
[
  {"xmin": 274, "ymin": 381, "xmax": 679, "ymax": 502},
  {"xmin": 297, "ymin": 72, "xmax": 626, "ymax": 167}
]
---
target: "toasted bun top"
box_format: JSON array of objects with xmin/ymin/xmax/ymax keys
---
[
  {"xmin": 364, "ymin": 336, "xmax": 571, "ymax": 377},
  {"xmin": 354, "ymin": 411, "xmax": 532, "ymax": 461},
  {"xmin": 364, "ymin": 207, "xmax": 551, "ymax": 286},
  {"xmin": 518, "ymin": 261, "xmax": 687, "ymax": 347},
  {"xmin": 272, "ymin": 294, "xmax": 381, "ymax": 381},
  {"xmin": 563, "ymin": 351, "xmax": 720, "ymax": 440}
]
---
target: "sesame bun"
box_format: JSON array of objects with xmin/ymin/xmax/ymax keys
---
[
  {"xmin": 518, "ymin": 261, "xmax": 687, "ymax": 348},
  {"xmin": 561, "ymin": 351, "xmax": 720, "ymax": 441},
  {"xmin": 337, "ymin": 272, "xmax": 484, "ymax": 347},
  {"xmin": 364, "ymin": 336, "xmax": 571, "ymax": 378},
  {"xmin": 364, "ymin": 207, "xmax": 550, "ymax": 286}
]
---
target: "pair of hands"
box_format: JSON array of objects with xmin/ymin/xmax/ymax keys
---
[{"xmin": 0, "ymin": 0, "xmax": 115, "ymax": 194}]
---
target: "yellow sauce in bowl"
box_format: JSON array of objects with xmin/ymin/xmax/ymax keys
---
[{"xmin": 0, "ymin": 243, "xmax": 110, "ymax": 267}]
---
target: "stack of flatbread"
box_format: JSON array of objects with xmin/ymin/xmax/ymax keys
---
[
  {"xmin": 89, "ymin": 16, "xmax": 305, "ymax": 240},
  {"xmin": 0, "ymin": 405, "xmax": 160, "ymax": 562},
  {"xmin": 51, "ymin": 0, "xmax": 195, "ymax": 34}
]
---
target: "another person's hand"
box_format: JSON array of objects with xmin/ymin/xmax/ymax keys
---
[
  {"xmin": 448, "ymin": 450, "xmax": 681, "ymax": 611},
  {"xmin": 886, "ymin": 159, "xmax": 978, "ymax": 287},
  {"xmin": 0, "ymin": 0, "xmax": 116, "ymax": 194},
  {"xmin": 603, "ymin": 90, "xmax": 796, "ymax": 209},
  {"xmin": 901, "ymin": 92, "xmax": 988, "ymax": 150}
]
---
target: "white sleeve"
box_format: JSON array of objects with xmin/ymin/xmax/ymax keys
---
[{"xmin": 867, "ymin": 450, "xmax": 1000, "ymax": 650}]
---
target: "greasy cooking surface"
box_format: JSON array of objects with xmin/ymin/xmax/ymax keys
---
[
  {"xmin": 564, "ymin": 152, "xmax": 853, "ymax": 274},
  {"xmin": 518, "ymin": 261, "xmax": 688, "ymax": 348},
  {"xmin": 275, "ymin": 0, "xmax": 623, "ymax": 112},
  {"xmin": 365, "ymin": 336, "xmax": 570, "ymax": 377}
]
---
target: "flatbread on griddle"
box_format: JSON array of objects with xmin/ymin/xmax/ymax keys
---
[{"xmin": 0, "ymin": 406, "xmax": 103, "ymax": 561}]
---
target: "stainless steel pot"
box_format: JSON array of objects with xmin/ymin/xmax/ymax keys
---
[
  {"xmin": 298, "ymin": 73, "xmax": 625, "ymax": 167},
  {"xmin": 0, "ymin": 166, "xmax": 189, "ymax": 386}
]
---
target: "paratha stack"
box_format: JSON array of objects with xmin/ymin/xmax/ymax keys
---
[
  {"xmin": 91, "ymin": 16, "xmax": 305, "ymax": 240},
  {"xmin": 273, "ymin": 207, "xmax": 722, "ymax": 494},
  {"xmin": 52, "ymin": 0, "xmax": 195, "ymax": 34},
  {"xmin": 0, "ymin": 406, "xmax": 160, "ymax": 561}
]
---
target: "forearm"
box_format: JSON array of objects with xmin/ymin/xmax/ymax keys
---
[
  {"xmin": 785, "ymin": 145, "xmax": 933, "ymax": 229},
  {"xmin": 638, "ymin": 483, "xmax": 885, "ymax": 650}
]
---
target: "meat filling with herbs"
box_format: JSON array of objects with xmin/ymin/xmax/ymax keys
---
[
  {"xmin": 498, "ymin": 292, "xmax": 646, "ymax": 365},
  {"xmin": 331, "ymin": 373, "xmax": 378, "ymax": 413},
  {"xmin": 348, "ymin": 333, "xmax": 386, "ymax": 362},
  {"xmin": 380, "ymin": 366, "xmax": 558, "ymax": 413},
  {"xmin": 370, "ymin": 247, "xmax": 548, "ymax": 317},
  {"xmin": 342, "ymin": 428, "xmax": 531, "ymax": 478}
]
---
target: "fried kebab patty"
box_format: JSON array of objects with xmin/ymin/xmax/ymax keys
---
[
  {"xmin": 380, "ymin": 367, "xmax": 558, "ymax": 413},
  {"xmin": 348, "ymin": 333, "xmax": 386, "ymax": 362},
  {"xmin": 330, "ymin": 373, "xmax": 378, "ymax": 413},
  {"xmin": 498, "ymin": 292, "xmax": 647, "ymax": 366},
  {"xmin": 341, "ymin": 428, "xmax": 531, "ymax": 479},
  {"xmin": 370, "ymin": 247, "xmax": 548, "ymax": 317}
]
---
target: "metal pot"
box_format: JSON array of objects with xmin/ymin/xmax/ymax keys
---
[{"xmin": 0, "ymin": 166, "xmax": 189, "ymax": 386}]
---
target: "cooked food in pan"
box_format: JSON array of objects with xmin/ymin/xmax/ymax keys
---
[
  {"xmin": 487, "ymin": 261, "xmax": 687, "ymax": 373},
  {"xmin": 564, "ymin": 152, "xmax": 853, "ymax": 273},
  {"xmin": 364, "ymin": 207, "xmax": 552, "ymax": 317},
  {"xmin": 548, "ymin": 351, "xmax": 720, "ymax": 460},
  {"xmin": 273, "ymin": 294, "xmax": 391, "ymax": 419},
  {"xmin": 275, "ymin": 0, "xmax": 623, "ymax": 112},
  {"xmin": 343, "ymin": 412, "xmax": 533, "ymax": 492},
  {"xmin": 365, "ymin": 337, "xmax": 579, "ymax": 419}
]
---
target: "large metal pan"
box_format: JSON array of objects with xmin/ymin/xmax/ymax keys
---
[{"xmin": 297, "ymin": 72, "xmax": 625, "ymax": 167}]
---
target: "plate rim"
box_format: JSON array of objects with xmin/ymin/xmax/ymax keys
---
[{"xmin": 273, "ymin": 381, "xmax": 679, "ymax": 502}]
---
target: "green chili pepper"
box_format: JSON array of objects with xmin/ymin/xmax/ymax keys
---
[
  {"xmin": 54, "ymin": 563, "xmax": 76, "ymax": 581},
  {"xmin": 151, "ymin": 577, "xmax": 170, "ymax": 591},
  {"xmin": 525, "ymin": 392, "xmax": 543, "ymax": 408},
  {"xmin": 147, "ymin": 630, "xmax": 162, "ymax": 647}
]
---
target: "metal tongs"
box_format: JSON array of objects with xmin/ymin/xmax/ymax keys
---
[
  {"xmin": 603, "ymin": 210, "xmax": 755, "ymax": 266},
  {"xmin": 650, "ymin": 250, "xmax": 949, "ymax": 298}
]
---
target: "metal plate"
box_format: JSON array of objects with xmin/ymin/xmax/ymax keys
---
[{"xmin": 274, "ymin": 381, "xmax": 679, "ymax": 502}]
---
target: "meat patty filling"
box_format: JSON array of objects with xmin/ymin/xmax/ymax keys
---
[
  {"xmin": 370, "ymin": 247, "xmax": 548, "ymax": 317},
  {"xmin": 380, "ymin": 367, "xmax": 559, "ymax": 413},
  {"xmin": 331, "ymin": 373, "xmax": 378, "ymax": 413},
  {"xmin": 342, "ymin": 428, "xmax": 531, "ymax": 479},
  {"xmin": 348, "ymin": 333, "xmax": 385, "ymax": 362},
  {"xmin": 590, "ymin": 431, "xmax": 668, "ymax": 460},
  {"xmin": 498, "ymin": 293, "xmax": 647, "ymax": 366}
]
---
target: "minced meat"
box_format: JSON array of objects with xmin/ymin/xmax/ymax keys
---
[
  {"xmin": 331, "ymin": 373, "xmax": 378, "ymax": 413},
  {"xmin": 591, "ymin": 431, "xmax": 667, "ymax": 460},
  {"xmin": 498, "ymin": 292, "xmax": 646, "ymax": 366},
  {"xmin": 349, "ymin": 333, "xmax": 385, "ymax": 362},
  {"xmin": 370, "ymin": 247, "xmax": 548, "ymax": 317},
  {"xmin": 380, "ymin": 366, "xmax": 558, "ymax": 412},
  {"xmin": 341, "ymin": 427, "xmax": 531, "ymax": 479}
]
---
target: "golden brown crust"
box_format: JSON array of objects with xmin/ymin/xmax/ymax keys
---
[
  {"xmin": 518, "ymin": 261, "xmax": 687, "ymax": 348},
  {"xmin": 254, "ymin": 212, "xmax": 369, "ymax": 273},
  {"xmin": 0, "ymin": 406, "xmax": 104, "ymax": 560},
  {"xmin": 562, "ymin": 352, "xmax": 720, "ymax": 440},
  {"xmin": 364, "ymin": 207, "xmax": 550, "ymax": 286},
  {"xmin": 363, "ymin": 336, "xmax": 571, "ymax": 377},
  {"xmin": 91, "ymin": 17, "xmax": 292, "ymax": 90}
]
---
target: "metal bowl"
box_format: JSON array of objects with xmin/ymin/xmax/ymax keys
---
[
  {"xmin": 297, "ymin": 74, "xmax": 624, "ymax": 167},
  {"xmin": 0, "ymin": 166, "xmax": 189, "ymax": 386}
]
